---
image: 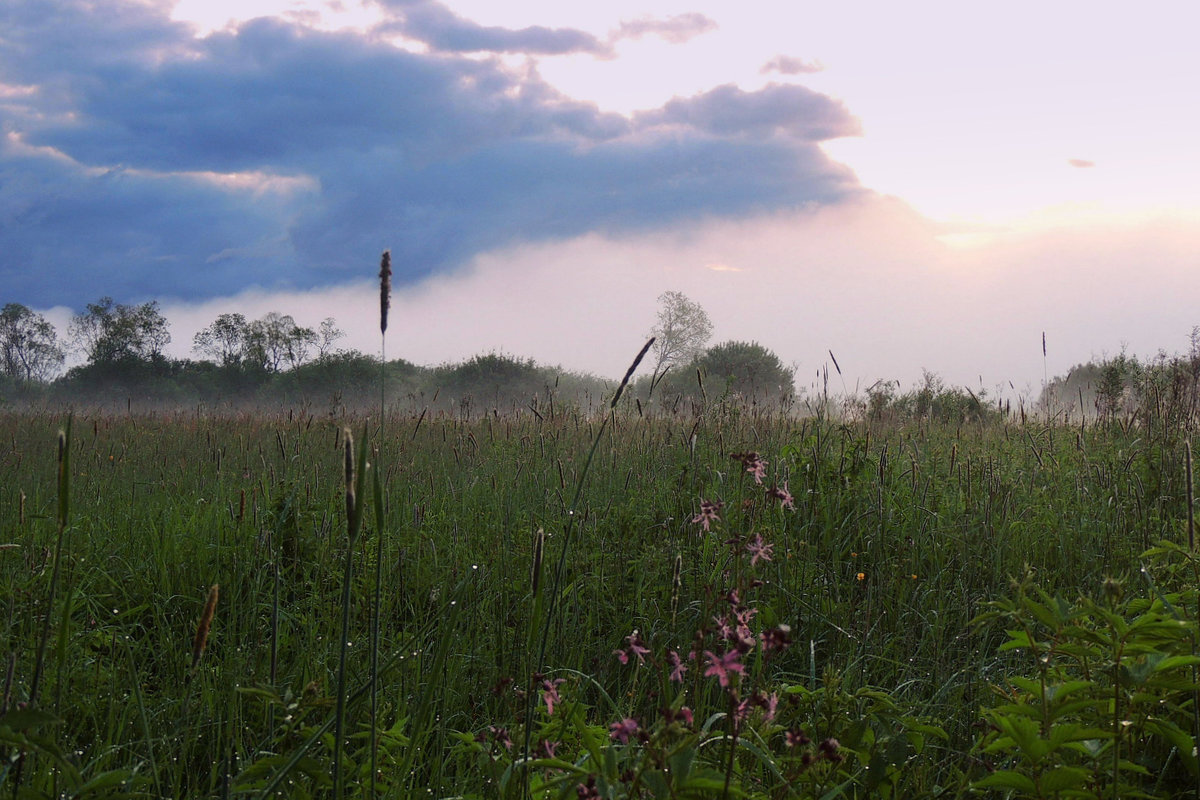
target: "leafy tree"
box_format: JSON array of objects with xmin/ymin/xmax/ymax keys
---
[
  {"xmin": 193, "ymin": 313, "xmax": 250, "ymax": 367},
  {"xmin": 244, "ymin": 313, "xmax": 316, "ymax": 372},
  {"xmin": 0, "ymin": 303, "xmax": 65, "ymax": 382},
  {"xmin": 647, "ymin": 291, "xmax": 712, "ymax": 395},
  {"xmin": 696, "ymin": 340, "xmax": 794, "ymax": 401},
  {"xmin": 70, "ymin": 297, "xmax": 170, "ymax": 365}
]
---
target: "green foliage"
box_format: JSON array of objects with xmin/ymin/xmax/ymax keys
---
[
  {"xmin": 69, "ymin": 296, "xmax": 170, "ymax": 366},
  {"xmin": 654, "ymin": 340, "xmax": 794, "ymax": 405},
  {"xmin": 973, "ymin": 564, "xmax": 1200, "ymax": 798},
  {"xmin": 2, "ymin": 402, "xmax": 1200, "ymax": 797},
  {"xmin": 0, "ymin": 303, "xmax": 65, "ymax": 382}
]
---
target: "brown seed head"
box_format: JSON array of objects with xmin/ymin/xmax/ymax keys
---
[
  {"xmin": 191, "ymin": 584, "xmax": 219, "ymax": 669},
  {"xmin": 379, "ymin": 251, "xmax": 392, "ymax": 336}
]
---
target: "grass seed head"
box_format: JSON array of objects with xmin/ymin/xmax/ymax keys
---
[
  {"xmin": 191, "ymin": 584, "xmax": 219, "ymax": 669},
  {"xmin": 379, "ymin": 251, "xmax": 392, "ymax": 336},
  {"xmin": 344, "ymin": 428, "xmax": 356, "ymax": 523}
]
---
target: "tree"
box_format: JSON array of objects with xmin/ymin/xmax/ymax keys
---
[
  {"xmin": 70, "ymin": 297, "xmax": 170, "ymax": 365},
  {"xmin": 244, "ymin": 312, "xmax": 316, "ymax": 372},
  {"xmin": 0, "ymin": 303, "xmax": 65, "ymax": 382},
  {"xmin": 647, "ymin": 291, "xmax": 712, "ymax": 395},
  {"xmin": 315, "ymin": 317, "xmax": 345, "ymax": 359},
  {"xmin": 696, "ymin": 341, "xmax": 794, "ymax": 401},
  {"xmin": 193, "ymin": 313, "xmax": 249, "ymax": 367}
]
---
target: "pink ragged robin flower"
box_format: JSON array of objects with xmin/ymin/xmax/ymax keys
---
[
  {"xmin": 703, "ymin": 649, "xmax": 746, "ymax": 687},
  {"xmin": 731, "ymin": 452, "xmax": 768, "ymax": 485},
  {"xmin": 609, "ymin": 717, "xmax": 640, "ymax": 744},
  {"xmin": 786, "ymin": 729, "xmax": 811, "ymax": 748},
  {"xmin": 691, "ymin": 499, "xmax": 723, "ymax": 531},
  {"xmin": 766, "ymin": 482, "xmax": 795, "ymax": 510},
  {"xmin": 761, "ymin": 624, "xmax": 792, "ymax": 655},
  {"xmin": 666, "ymin": 650, "xmax": 687, "ymax": 682},
  {"xmin": 576, "ymin": 777, "xmax": 601, "ymax": 799},
  {"xmin": 614, "ymin": 630, "xmax": 651, "ymax": 665},
  {"xmin": 541, "ymin": 678, "xmax": 566, "ymax": 716},
  {"xmin": 745, "ymin": 533, "xmax": 774, "ymax": 565}
]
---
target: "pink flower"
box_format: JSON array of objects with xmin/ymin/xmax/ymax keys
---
[
  {"xmin": 761, "ymin": 624, "xmax": 792, "ymax": 655},
  {"xmin": 677, "ymin": 706, "xmax": 694, "ymax": 726},
  {"xmin": 766, "ymin": 483, "xmax": 795, "ymax": 510},
  {"xmin": 609, "ymin": 717, "xmax": 640, "ymax": 744},
  {"xmin": 745, "ymin": 533, "xmax": 774, "ymax": 565},
  {"xmin": 732, "ymin": 452, "xmax": 767, "ymax": 485},
  {"xmin": 786, "ymin": 729, "xmax": 811, "ymax": 748},
  {"xmin": 539, "ymin": 740, "xmax": 559, "ymax": 759},
  {"xmin": 691, "ymin": 499, "xmax": 723, "ymax": 531},
  {"xmin": 615, "ymin": 630, "xmax": 651, "ymax": 665},
  {"xmin": 577, "ymin": 778, "xmax": 601, "ymax": 799},
  {"xmin": 488, "ymin": 725, "xmax": 513, "ymax": 750},
  {"xmin": 541, "ymin": 678, "xmax": 566, "ymax": 716},
  {"xmin": 763, "ymin": 692, "xmax": 779, "ymax": 722},
  {"xmin": 703, "ymin": 649, "xmax": 746, "ymax": 687},
  {"xmin": 667, "ymin": 650, "xmax": 687, "ymax": 683}
]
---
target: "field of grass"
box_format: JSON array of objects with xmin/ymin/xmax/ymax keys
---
[{"xmin": 3, "ymin": 396, "xmax": 1200, "ymax": 798}]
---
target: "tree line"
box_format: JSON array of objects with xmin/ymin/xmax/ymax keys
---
[{"xmin": 0, "ymin": 292, "xmax": 803, "ymax": 412}]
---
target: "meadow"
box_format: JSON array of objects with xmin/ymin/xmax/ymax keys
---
[{"xmin": 2, "ymin": 389, "xmax": 1200, "ymax": 798}]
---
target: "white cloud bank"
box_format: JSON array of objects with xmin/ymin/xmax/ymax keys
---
[{"xmin": 156, "ymin": 196, "xmax": 1200, "ymax": 399}]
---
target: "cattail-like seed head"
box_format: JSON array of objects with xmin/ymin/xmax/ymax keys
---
[
  {"xmin": 609, "ymin": 337, "xmax": 654, "ymax": 410},
  {"xmin": 670, "ymin": 552, "xmax": 682, "ymax": 623},
  {"xmin": 344, "ymin": 429, "xmax": 356, "ymax": 524},
  {"xmin": 531, "ymin": 527, "xmax": 545, "ymax": 596},
  {"xmin": 379, "ymin": 251, "xmax": 392, "ymax": 336},
  {"xmin": 191, "ymin": 584, "xmax": 219, "ymax": 669}
]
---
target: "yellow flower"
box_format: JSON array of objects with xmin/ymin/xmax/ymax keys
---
[{"xmin": 856, "ymin": 572, "xmax": 865, "ymax": 581}]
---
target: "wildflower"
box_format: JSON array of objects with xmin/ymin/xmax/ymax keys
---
[
  {"xmin": 763, "ymin": 692, "xmax": 779, "ymax": 722},
  {"xmin": 677, "ymin": 706, "xmax": 694, "ymax": 726},
  {"xmin": 576, "ymin": 777, "xmax": 601, "ymax": 800},
  {"xmin": 614, "ymin": 630, "xmax": 651, "ymax": 665},
  {"xmin": 541, "ymin": 678, "xmax": 566, "ymax": 716},
  {"xmin": 666, "ymin": 650, "xmax": 687, "ymax": 683},
  {"xmin": 856, "ymin": 572, "xmax": 866, "ymax": 581},
  {"xmin": 731, "ymin": 452, "xmax": 768, "ymax": 484},
  {"xmin": 818, "ymin": 737, "xmax": 844, "ymax": 762},
  {"xmin": 761, "ymin": 624, "xmax": 792, "ymax": 655},
  {"xmin": 786, "ymin": 729, "xmax": 811, "ymax": 748},
  {"xmin": 745, "ymin": 533, "xmax": 774, "ymax": 565},
  {"xmin": 703, "ymin": 649, "xmax": 746, "ymax": 687},
  {"xmin": 765, "ymin": 482, "xmax": 795, "ymax": 510},
  {"xmin": 539, "ymin": 740, "xmax": 559, "ymax": 759},
  {"xmin": 609, "ymin": 717, "xmax": 640, "ymax": 744},
  {"xmin": 488, "ymin": 725, "xmax": 513, "ymax": 750},
  {"xmin": 691, "ymin": 499, "xmax": 723, "ymax": 531}
]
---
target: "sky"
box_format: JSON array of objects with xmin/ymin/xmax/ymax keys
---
[{"xmin": 3, "ymin": 0, "xmax": 1199, "ymax": 397}]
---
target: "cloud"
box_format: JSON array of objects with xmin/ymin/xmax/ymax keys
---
[
  {"xmin": 0, "ymin": 0, "xmax": 864, "ymax": 308},
  {"xmin": 155, "ymin": 198, "xmax": 1200, "ymax": 396},
  {"xmin": 760, "ymin": 55, "xmax": 823, "ymax": 75},
  {"xmin": 635, "ymin": 83, "xmax": 860, "ymax": 140},
  {"xmin": 614, "ymin": 13, "xmax": 717, "ymax": 44},
  {"xmin": 1068, "ymin": 158, "xmax": 1096, "ymax": 168},
  {"xmin": 371, "ymin": 0, "xmax": 610, "ymax": 55}
]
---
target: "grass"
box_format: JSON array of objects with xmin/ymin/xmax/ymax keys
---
[{"xmin": 0, "ymin": 399, "xmax": 1197, "ymax": 797}]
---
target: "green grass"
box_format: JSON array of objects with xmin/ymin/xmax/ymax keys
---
[{"xmin": 0, "ymin": 403, "xmax": 1196, "ymax": 798}]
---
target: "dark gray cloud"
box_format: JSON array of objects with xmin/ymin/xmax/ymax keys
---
[
  {"xmin": 614, "ymin": 13, "xmax": 717, "ymax": 44},
  {"xmin": 761, "ymin": 55, "xmax": 823, "ymax": 75},
  {"xmin": 0, "ymin": 0, "xmax": 863, "ymax": 307},
  {"xmin": 371, "ymin": 0, "xmax": 610, "ymax": 55}
]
